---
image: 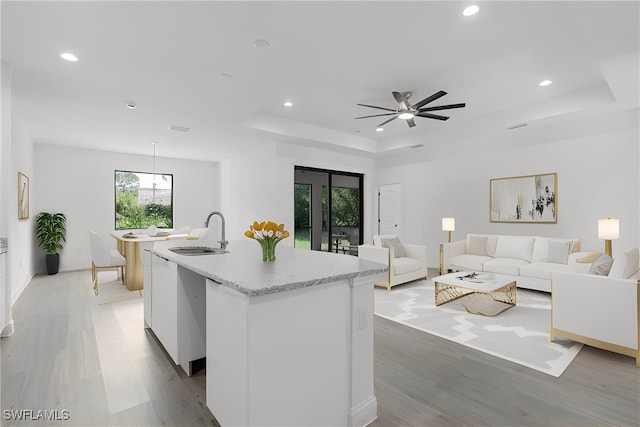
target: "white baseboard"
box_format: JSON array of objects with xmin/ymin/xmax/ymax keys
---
[{"xmin": 348, "ymin": 395, "xmax": 377, "ymax": 427}]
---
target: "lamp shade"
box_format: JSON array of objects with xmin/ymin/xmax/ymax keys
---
[
  {"xmin": 598, "ymin": 218, "xmax": 619, "ymax": 240},
  {"xmin": 442, "ymin": 217, "xmax": 455, "ymax": 232}
]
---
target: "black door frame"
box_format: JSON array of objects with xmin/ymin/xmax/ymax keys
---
[{"xmin": 294, "ymin": 165, "xmax": 364, "ymax": 252}]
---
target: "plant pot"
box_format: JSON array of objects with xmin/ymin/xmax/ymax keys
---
[{"xmin": 46, "ymin": 253, "xmax": 60, "ymax": 275}]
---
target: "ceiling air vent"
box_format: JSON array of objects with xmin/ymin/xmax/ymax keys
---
[{"xmin": 169, "ymin": 125, "xmax": 190, "ymax": 133}]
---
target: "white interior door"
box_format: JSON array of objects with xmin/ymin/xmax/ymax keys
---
[{"xmin": 378, "ymin": 184, "xmax": 402, "ymax": 238}]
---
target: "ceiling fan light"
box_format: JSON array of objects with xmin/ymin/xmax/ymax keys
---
[{"xmin": 398, "ymin": 112, "xmax": 414, "ymax": 120}]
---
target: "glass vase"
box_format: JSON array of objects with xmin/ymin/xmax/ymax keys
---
[{"xmin": 261, "ymin": 239, "xmax": 277, "ymax": 262}]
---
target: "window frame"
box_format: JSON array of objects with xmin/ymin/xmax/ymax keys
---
[{"xmin": 114, "ymin": 169, "xmax": 174, "ymax": 230}]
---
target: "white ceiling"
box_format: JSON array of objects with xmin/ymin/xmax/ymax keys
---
[{"xmin": 2, "ymin": 1, "xmax": 639, "ymax": 162}]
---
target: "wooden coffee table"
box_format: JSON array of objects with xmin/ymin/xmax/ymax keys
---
[{"xmin": 432, "ymin": 271, "xmax": 517, "ymax": 316}]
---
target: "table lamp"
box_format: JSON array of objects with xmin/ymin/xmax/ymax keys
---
[
  {"xmin": 442, "ymin": 218, "xmax": 455, "ymax": 243},
  {"xmin": 598, "ymin": 218, "xmax": 619, "ymax": 257}
]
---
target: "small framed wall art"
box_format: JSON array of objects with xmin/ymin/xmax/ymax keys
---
[
  {"xmin": 18, "ymin": 172, "xmax": 29, "ymax": 219},
  {"xmin": 490, "ymin": 172, "xmax": 557, "ymax": 223}
]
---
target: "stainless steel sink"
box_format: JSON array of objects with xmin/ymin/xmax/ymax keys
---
[{"xmin": 168, "ymin": 246, "xmax": 228, "ymax": 256}]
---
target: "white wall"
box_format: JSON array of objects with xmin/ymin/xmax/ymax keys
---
[
  {"xmin": 10, "ymin": 120, "xmax": 35, "ymax": 302},
  {"xmin": 33, "ymin": 144, "xmax": 219, "ymax": 273},
  {"xmin": 373, "ymin": 128, "xmax": 639, "ymax": 267},
  {"xmin": 219, "ymin": 141, "xmax": 375, "ymax": 248},
  {"xmin": 1, "ymin": 59, "xmax": 37, "ymax": 306}
]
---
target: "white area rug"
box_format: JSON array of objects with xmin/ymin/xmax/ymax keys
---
[{"xmin": 374, "ymin": 280, "xmax": 583, "ymax": 377}]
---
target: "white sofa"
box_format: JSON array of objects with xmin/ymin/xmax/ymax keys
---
[
  {"xmin": 358, "ymin": 234, "xmax": 428, "ymax": 291},
  {"xmin": 551, "ymin": 248, "xmax": 640, "ymax": 366},
  {"xmin": 440, "ymin": 233, "xmax": 592, "ymax": 292}
]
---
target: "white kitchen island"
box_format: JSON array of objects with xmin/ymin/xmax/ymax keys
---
[{"xmin": 150, "ymin": 239, "xmax": 387, "ymax": 427}]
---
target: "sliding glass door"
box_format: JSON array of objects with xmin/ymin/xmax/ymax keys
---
[{"xmin": 294, "ymin": 166, "xmax": 363, "ymax": 254}]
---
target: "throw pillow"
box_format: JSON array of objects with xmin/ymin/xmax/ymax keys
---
[
  {"xmin": 494, "ymin": 236, "xmax": 535, "ymax": 262},
  {"xmin": 467, "ymin": 236, "xmax": 488, "ymax": 256},
  {"xmin": 608, "ymin": 248, "xmax": 640, "ymax": 279},
  {"xmin": 546, "ymin": 240, "xmax": 569, "ymax": 264},
  {"xmin": 588, "ymin": 254, "xmax": 614, "ymax": 276},
  {"xmin": 576, "ymin": 252, "xmax": 602, "ymax": 263},
  {"xmin": 381, "ymin": 237, "xmax": 406, "ymax": 258}
]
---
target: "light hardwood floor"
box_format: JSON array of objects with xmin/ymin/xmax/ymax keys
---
[{"xmin": 1, "ymin": 270, "xmax": 638, "ymax": 426}]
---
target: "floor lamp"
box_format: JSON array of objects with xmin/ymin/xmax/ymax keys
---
[
  {"xmin": 598, "ymin": 218, "xmax": 619, "ymax": 257},
  {"xmin": 440, "ymin": 218, "xmax": 455, "ymax": 274}
]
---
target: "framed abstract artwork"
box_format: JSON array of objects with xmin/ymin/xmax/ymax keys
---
[
  {"xmin": 490, "ymin": 173, "xmax": 557, "ymax": 223},
  {"xmin": 18, "ymin": 172, "xmax": 29, "ymax": 219}
]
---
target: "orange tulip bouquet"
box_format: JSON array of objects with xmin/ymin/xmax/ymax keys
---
[{"xmin": 244, "ymin": 221, "xmax": 290, "ymax": 262}]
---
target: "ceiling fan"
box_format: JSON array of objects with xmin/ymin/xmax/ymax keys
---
[{"xmin": 356, "ymin": 90, "xmax": 466, "ymax": 128}]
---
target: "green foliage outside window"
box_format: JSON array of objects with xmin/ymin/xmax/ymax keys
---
[
  {"xmin": 115, "ymin": 170, "xmax": 173, "ymax": 229},
  {"xmin": 331, "ymin": 187, "xmax": 359, "ymax": 227}
]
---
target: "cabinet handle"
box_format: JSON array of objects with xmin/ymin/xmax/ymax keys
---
[{"xmin": 154, "ymin": 253, "xmax": 169, "ymax": 262}]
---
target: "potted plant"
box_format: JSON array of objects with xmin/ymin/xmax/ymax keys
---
[{"xmin": 35, "ymin": 212, "xmax": 67, "ymax": 275}]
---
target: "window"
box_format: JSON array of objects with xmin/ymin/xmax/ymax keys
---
[
  {"xmin": 294, "ymin": 183, "xmax": 312, "ymax": 249},
  {"xmin": 115, "ymin": 170, "xmax": 173, "ymax": 230}
]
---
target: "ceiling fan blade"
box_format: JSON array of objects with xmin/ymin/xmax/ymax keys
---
[
  {"xmin": 357, "ymin": 103, "xmax": 397, "ymax": 112},
  {"xmin": 412, "ymin": 90, "xmax": 447, "ymax": 109},
  {"xmin": 407, "ymin": 118, "xmax": 416, "ymax": 128},
  {"xmin": 418, "ymin": 103, "xmax": 466, "ymax": 112},
  {"xmin": 377, "ymin": 115, "xmax": 399, "ymax": 127},
  {"xmin": 355, "ymin": 112, "xmax": 398, "ymax": 119},
  {"xmin": 392, "ymin": 91, "xmax": 408, "ymax": 109},
  {"xmin": 415, "ymin": 112, "xmax": 450, "ymax": 121}
]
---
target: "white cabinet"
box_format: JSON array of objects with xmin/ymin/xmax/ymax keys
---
[
  {"xmin": 150, "ymin": 253, "xmax": 206, "ymax": 374},
  {"xmin": 177, "ymin": 266, "xmax": 206, "ymax": 375},
  {"xmin": 151, "ymin": 252, "xmax": 178, "ymax": 364},
  {"xmin": 140, "ymin": 242, "xmax": 154, "ymax": 328}
]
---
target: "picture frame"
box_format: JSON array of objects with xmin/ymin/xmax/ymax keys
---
[
  {"xmin": 490, "ymin": 172, "xmax": 557, "ymax": 223},
  {"xmin": 18, "ymin": 172, "xmax": 29, "ymax": 219}
]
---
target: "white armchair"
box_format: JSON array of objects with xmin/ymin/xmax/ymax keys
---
[
  {"xmin": 358, "ymin": 234, "xmax": 428, "ymax": 291},
  {"xmin": 551, "ymin": 249, "xmax": 640, "ymax": 367}
]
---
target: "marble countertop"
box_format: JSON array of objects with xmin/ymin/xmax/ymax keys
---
[{"xmin": 151, "ymin": 239, "xmax": 387, "ymax": 296}]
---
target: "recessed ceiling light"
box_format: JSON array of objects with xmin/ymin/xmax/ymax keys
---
[
  {"xmin": 398, "ymin": 112, "xmax": 414, "ymax": 120},
  {"xmin": 253, "ymin": 39, "xmax": 270, "ymax": 49},
  {"xmin": 283, "ymin": 101, "xmax": 293, "ymax": 107},
  {"xmin": 463, "ymin": 5, "xmax": 479, "ymax": 16},
  {"xmin": 60, "ymin": 52, "xmax": 78, "ymax": 62},
  {"xmin": 169, "ymin": 125, "xmax": 190, "ymax": 133},
  {"xmin": 126, "ymin": 102, "xmax": 137, "ymax": 110},
  {"xmin": 376, "ymin": 127, "xmax": 384, "ymax": 132},
  {"xmin": 539, "ymin": 80, "xmax": 552, "ymax": 87}
]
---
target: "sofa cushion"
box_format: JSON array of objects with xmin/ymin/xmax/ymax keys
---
[
  {"xmin": 450, "ymin": 254, "xmax": 492, "ymax": 272},
  {"xmin": 468, "ymin": 235, "xmax": 488, "ymax": 256},
  {"xmin": 494, "ymin": 236, "xmax": 535, "ymax": 262},
  {"xmin": 381, "ymin": 237, "xmax": 406, "ymax": 258},
  {"xmin": 547, "ymin": 240, "xmax": 571, "ymax": 264},
  {"xmin": 588, "ymin": 254, "xmax": 614, "ymax": 276},
  {"xmin": 521, "ymin": 262, "xmax": 570, "ymax": 281},
  {"xmin": 531, "ymin": 238, "xmax": 577, "ymax": 263},
  {"xmin": 608, "ymin": 248, "xmax": 640, "ymax": 279},
  {"xmin": 467, "ymin": 234, "xmax": 498, "ymax": 257},
  {"xmin": 483, "ymin": 258, "xmax": 529, "ymax": 275},
  {"xmin": 392, "ymin": 257, "xmax": 423, "ymax": 275}
]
